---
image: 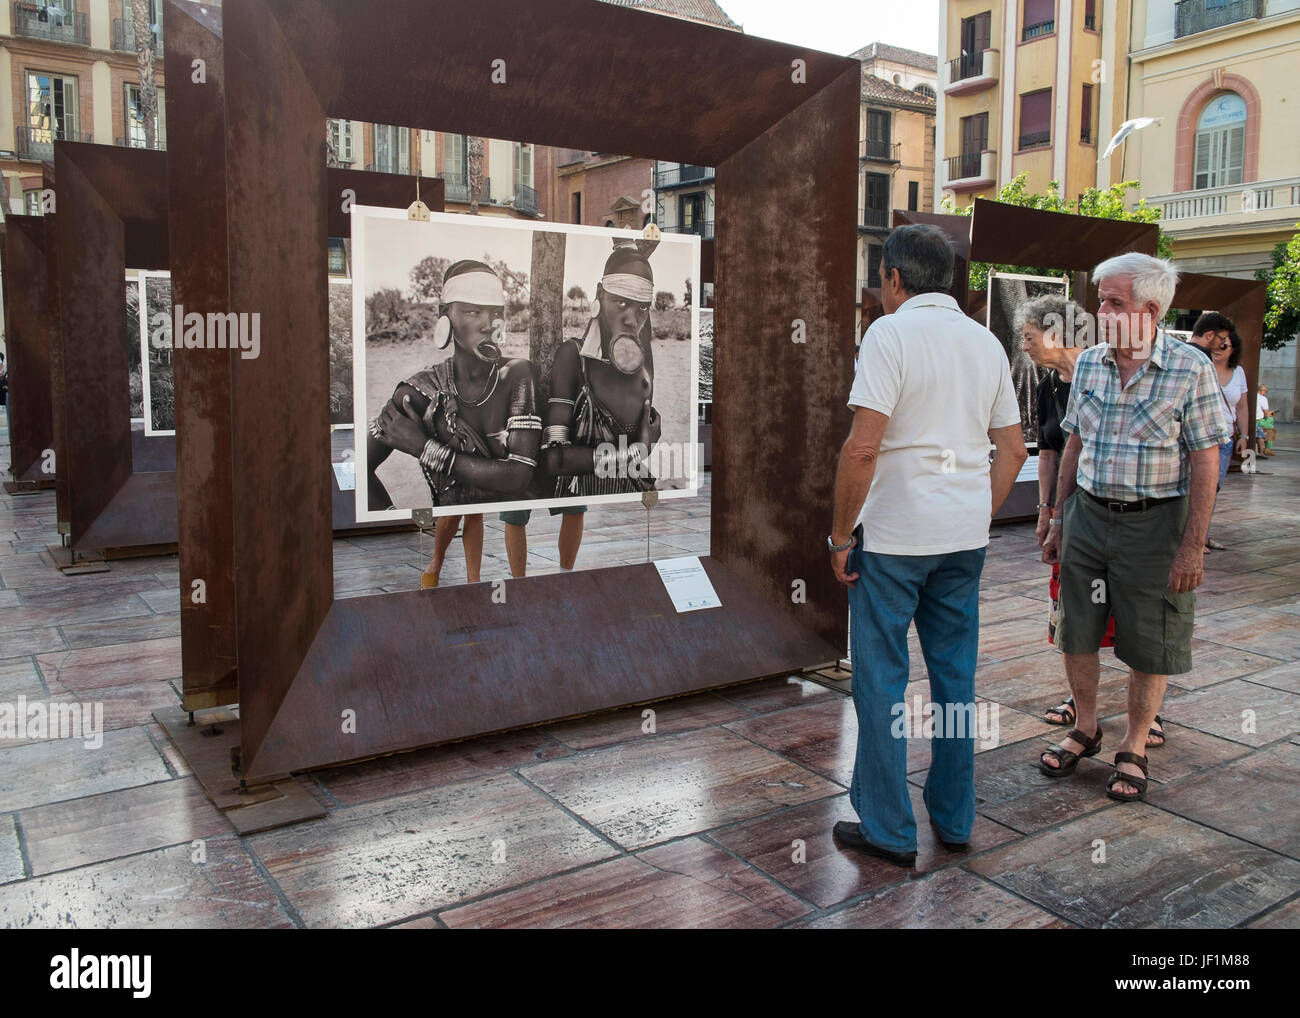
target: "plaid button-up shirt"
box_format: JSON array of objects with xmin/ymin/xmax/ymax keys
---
[{"xmin": 1061, "ymin": 330, "xmax": 1228, "ymax": 500}]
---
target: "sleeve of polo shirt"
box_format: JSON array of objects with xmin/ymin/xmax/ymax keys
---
[
  {"xmin": 989, "ymin": 355, "xmax": 1021, "ymax": 431},
  {"xmin": 1181, "ymin": 358, "xmax": 1232, "ymax": 451},
  {"xmin": 847, "ymin": 321, "xmax": 902, "ymax": 417},
  {"xmin": 1060, "ymin": 362, "xmax": 1084, "ymax": 437}
]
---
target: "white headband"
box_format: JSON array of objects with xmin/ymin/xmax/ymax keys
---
[
  {"xmin": 602, "ymin": 272, "xmax": 654, "ymax": 303},
  {"xmin": 442, "ymin": 270, "xmax": 505, "ymax": 307}
]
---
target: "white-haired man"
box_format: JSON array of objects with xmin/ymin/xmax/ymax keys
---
[{"xmin": 1040, "ymin": 253, "xmax": 1227, "ymax": 801}]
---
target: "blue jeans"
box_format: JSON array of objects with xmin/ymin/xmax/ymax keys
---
[
  {"xmin": 847, "ymin": 536, "xmax": 987, "ymax": 852},
  {"xmin": 1217, "ymin": 439, "xmax": 1233, "ymax": 488}
]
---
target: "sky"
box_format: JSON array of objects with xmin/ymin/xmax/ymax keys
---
[{"xmin": 714, "ymin": 0, "xmax": 940, "ymax": 57}]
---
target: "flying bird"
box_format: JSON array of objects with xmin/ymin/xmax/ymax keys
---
[{"xmin": 1102, "ymin": 117, "xmax": 1162, "ymax": 160}]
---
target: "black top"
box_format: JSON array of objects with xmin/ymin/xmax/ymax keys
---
[{"xmin": 1036, "ymin": 370, "xmax": 1071, "ymax": 454}]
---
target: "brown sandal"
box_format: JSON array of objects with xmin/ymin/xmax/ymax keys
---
[
  {"xmin": 1044, "ymin": 695, "xmax": 1076, "ymax": 726},
  {"xmin": 1039, "ymin": 725, "xmax": 1103, "ymax": 778},
  {"xmin": 1105, "ymin": 751, "xmax": 1149, "ymax": 802}
]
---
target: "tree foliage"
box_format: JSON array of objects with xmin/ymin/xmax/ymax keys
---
[
  {"xmin": 941, "ymin": 173, "xmax": 1172, "ymax": 291},
  {"xmin": 409, "ymin": 256, "xmax": 450, "ymax": 304},
  {"xmin": 654, "ymin": 290, "xmax": 676, "ymax": 311},
  {"xmin": 1258, "ymin": 225, "xmax": 1300, "ymax": 351}
]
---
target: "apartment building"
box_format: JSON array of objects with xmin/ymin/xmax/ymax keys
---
[
  {"xmin": 0, "ymin": 0, "xmax": 165, "ymax": 215},
  {"xmin": 937, "ymin": 0, "xmax": 1131, "ymax": 208},
  {"xmin": 1124, "ymin": 0, "xmax": 1300, "ymax": 416},
  {"xmin": 854, "ymin": 45, "xmax": 938, "ymax": 291}
]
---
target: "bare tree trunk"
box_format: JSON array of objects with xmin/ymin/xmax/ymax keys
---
[
  {"xmin": 468, "ymin": 136, "xmax": 484, "ymax": 216},
  {"xmin": 131, "ymin": 0, "xmax": 158, "ymax": 148},
  {"xmin": 529, "ymin": 231, "xmax": 566, "ymax": 405}
]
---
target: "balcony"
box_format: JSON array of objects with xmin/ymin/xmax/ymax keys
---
[
  {"xmin": 944, "ymin": 150, "xmax": 996, "ymax": 193},
  {"xmin": 944, "ymin": 49, "xmax": 998, "ymax": 96},
  {"xmin": 860, "ymin": 138, "xmax": 901, "ymax": 163},
  {"xmin": 115, "ymin": 136, "xmax": 165, "ymax": 150},
  {"xmin": 11, "ymin": 3, "xmax": 89, "ymax": 44},
  {"xmin": 112, "ymin": 18, "xmax": 164, "ymax": 55},
  {"xmin": 1174, "ymin": 0, "xmax": 1261, "ymax": 39},
  {"xmin": 1023, "ymin": 20, "xmax": 1055, "ymax": 41},
  {"xmin": 654, "ymin": 164, "xmax": 714, "ymax": 189},
  {"xmin": 1150, "ymin": 176, "xmax": 1300, "ymax": 230},
  {"xmin": 1084, "ymin": 13, "xmax": 1097, "ymax": 30},
  {"xmin": 1081, "ymin": 125, "xmax": 1094, "ymax": 144},
  {"xmin": 675, "ymin": 218, "xmax": 714, "ymax": 240},
  {"xmin": 15, "ymin": 124, "xmax": 92, "ymax": 161},
  {"xmin": 513, "ymin": 182, "xmax": 538, "ymax": 216},
  {"xmin": 858, "ymin": 206, "xmax": 890, "ymax": 233},
  {"xmin": 1018, "ymin": 129, "xmax": 1051, "ymax": 150}
]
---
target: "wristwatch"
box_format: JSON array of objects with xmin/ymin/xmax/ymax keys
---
[{"xmin": 827, "ymin": 533, "xmax": 855, "ymax": 552}]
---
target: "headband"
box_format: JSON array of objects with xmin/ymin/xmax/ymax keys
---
[
  {"xmin": 601, "ymin": 272, "xmax": 654, "ymax": 303},
  {"xmin": 442, "ymin": 270, "xmax": 505, "ymax": 308}
]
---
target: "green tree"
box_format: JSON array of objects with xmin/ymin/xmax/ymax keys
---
[
  {"xmin": 654, "ymin": 290, "xmax": 676, "ymax": 311},
  {"xmin": 941, "ymin": 173, "xmax": 1172, "ymax": 291},
  {"xmin": 1258, "ymin": 225, "xmax": 1300, "ymax": 351},
  {"xmin": 409, "ymin": 255, "xmax": 450, "ymax": 304}
]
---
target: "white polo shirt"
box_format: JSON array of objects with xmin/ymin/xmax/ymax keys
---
[{"xmin": 847, "ymin": 292, "xmax": 1021, "ymax": 555}]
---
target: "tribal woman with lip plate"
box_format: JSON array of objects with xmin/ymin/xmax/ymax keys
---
[
  {"xmin": 543, "ymin": 243, "xmax": 662, "ymax": 497},
  {"xmin": 367, "ymin": 259, "xmax": 541, "ymax": 588}
]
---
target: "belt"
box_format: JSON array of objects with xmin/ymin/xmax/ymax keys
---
[{"xmin": 1083, "ymin": 490, "xmax": 1182, "ymax": 513}]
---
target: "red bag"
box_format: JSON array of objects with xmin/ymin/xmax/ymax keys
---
[{"xmin": 1048, "ymin": 564, "xmax": 1114, "ymax": 647}]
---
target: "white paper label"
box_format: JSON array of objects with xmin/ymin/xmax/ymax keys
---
[{"xmin": 654, "ymin": 556, "xmax": 721, "ymax": 613}]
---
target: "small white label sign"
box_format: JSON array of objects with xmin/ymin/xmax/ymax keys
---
[
  {"xmin": 332, "ymin": 461, "xmax": 357, "ymax": 491},
  {"xmin": 654, "ymin": 556, "xmax": 721, "ymax": 613}
]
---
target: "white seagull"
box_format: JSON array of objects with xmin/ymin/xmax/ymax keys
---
[{"xmin": 1102, "ymin": 117, "xmax": 1163, "ymax": 160}]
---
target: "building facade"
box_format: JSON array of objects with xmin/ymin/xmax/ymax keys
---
[
  {"xmin": 937, "ymin": 0, "xmax": 1132, "ymax": 209},
  {"xmin": 1124, "ymin": 0, "xmax": 1300, "ymax": 417},
  {"xmin": 856, "ymin": 61, "xmax": 938, "ymax": 292},
  {"xmin": 1, "ymin": 0, "xmax": 166, "ymax": 215}
]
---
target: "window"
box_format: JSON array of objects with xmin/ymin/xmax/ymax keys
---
[
  {"xmin": 865, "ymin": 109, "xmax": 892, "ymax": 160},
  {"xmin": 913, "ymin": 83, "xmax": 936, "ymax": 99},
  {"xmin": 373, "ymin": 125, "xmax": 409, "ymax": 174},
  {"xmin": 908, "ymin": 180, "xmax": 919, "ymax": 211},
  {"xmin": 958, "ymin": 12, "xmax": 991, "ymax": 79},
  {"xmin": 443, "ymin": 133, "xmax": 466, "ymax": 177},
  {"xmin": 24, "ymin": 189, "xmax": 43, "ymax": 216},
  {"xmin": 25, "ymin": 71, "xmax": 79, "ymax": 139},
  {"xmin": 517, "ymin": 142, "xmax": 533, "ymax": 189},
  {"xmin": 1084, "ymin": 0, "xmax": 1097, "ymax": 30},
  {"xmin": 571, "ymin": 191, "xmax": 582, "ymax": 224},
  {"xmin": 961, "ymin": 115, "xmax": 987, "ymax": 179},
  {"xmin": 867, "ymin": 245, "xmax": 883, "ymax": 288},
  {"xmin": 327, "ymin": 238, "xmax": 348, "ymax": 276},
  {"xmin": 328, "ymin": 119, "xmax": 354, "ymax": 164},
  {"xmin": 863, "ymin": 172, "xmax": 889, "ymax": 229},
  {"xmin": 1023, "ymin": 0, "xmax": 1055, "ymax": 39},
  {"xmin": 680, "ymin": 193, "xmax": 706, "ymax": 235},
  {"xmin": 1019, "ymin": 89, "xmax": 1052, "ymax": 148},
  {"xmin": 125, "ymin": 83, "xmax": 166, "ymax": 148},
  {"xmin": 1081, "ymin": 84, "xmax": 1094, "ymax": 143},
  {"xmin": 1193, "ymin": 93, "xmax": 1245, "ymax": 189}
]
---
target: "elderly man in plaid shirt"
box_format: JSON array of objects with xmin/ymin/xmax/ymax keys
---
[{"xmin": 1040, "ymin": 253, "xmax": 1227, "ymax": 803}]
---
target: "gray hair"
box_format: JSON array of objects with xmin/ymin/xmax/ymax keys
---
[
  {"xmin": 1092, "ymin": 253, "xmax": 1180, "ymax": 319},
  {"xmin": 881, "ymin": 224, "xmax": 954, "ymax": 295},
  {"xmin": 1014, "ymin": 293, "xmax": 1073, "ymax": 334}
]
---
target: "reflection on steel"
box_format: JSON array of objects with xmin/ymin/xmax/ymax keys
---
[{"xmin": 164, "ymin": 0, "xmax": 855, "ymax": 782}]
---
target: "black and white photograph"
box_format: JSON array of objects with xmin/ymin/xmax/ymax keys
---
[
  {"xmin": 140, "ymin": 270, "xmax": 176, "ymax": 436},
  {"xmin": 352, "ymin": 206, "xmax": 701, "ymax": 523},
  {"xmin": 126, "ymin": 273, "xmax": 144, "ymax": 422},
  {"xmin": 986, "ymin": 271, "xmax": 1070, "ymax": 449},
  {"xmin": 328, "ymin": 278, "xmax": 354, "ymax": 428}
]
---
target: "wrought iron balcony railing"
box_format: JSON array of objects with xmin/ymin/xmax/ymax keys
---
[
  {"xmin": 653, "ymin": 164, "xmax": 714, "ymax": 189},
  {"xmin": 860, "ymin": 139, "xmax": 901, "ymax": 163},
  {"xmin": 15, "ymin": 124, "xmax": 92, "ymax": 160},
  {"xmin": 11, "ymin": 3, "xmax": 89, "ymax": 44},
  {"xmin": 948, "ymin": 52, "xmax": 984, "ymax": 82},
  {"xmin": 112, "ymin": 18, "xmax": 164, "ymax": 54},
  {"xmin": 115, "ymin": 136, "xmax": 165, "ymax": 150},
  {"xmin": 947, "ymin": 152, "xmax": 982, "ymax": 181},
  {"xmin": 514, "ymin": 182, "xmax": 538, "ymax": 216},
  {"xmin": 1174, "ymin": 0, "xmax": 1261, "ymax": 38},
  {"xmin": 859, "ymin": 206, "xmax": 890, "ymax": 231},
  {"xmin": 1023, "ymin": 19, "xmax": 1055, "ymax": 40},
  {"xmin": 1018, "ymin": 129, "xmax": 1051, "ymax": 150}
]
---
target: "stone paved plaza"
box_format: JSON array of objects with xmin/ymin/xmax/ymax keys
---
[{"xmin": 0, "ymin": 421, "xmax": 1297, "ymax": 928}]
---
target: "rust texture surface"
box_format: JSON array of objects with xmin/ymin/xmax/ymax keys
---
[{"xmin": 3, "ymin": 217, "xmax": 56, "ymax": 483}]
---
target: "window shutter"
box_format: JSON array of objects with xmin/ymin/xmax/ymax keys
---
[
  {"xmin": 1024, "ymin": 0, "xmax": 1054, "ymax": 27},
  {"xmin": 1193, "ymin": 133, "xmax": 1210, "ymax": 189},
  {"xmin": 1227, "ymin": 125, "xmax": 1244, "ymax": 184}
]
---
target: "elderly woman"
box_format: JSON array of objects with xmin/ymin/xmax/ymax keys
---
[
  {"xmin": 1017, "ymin": 294, "xmax": 1165, "ymax": 747},
  {"xmin": 368, "ymin": 259, "xmax": 541, "ymax": 587}
]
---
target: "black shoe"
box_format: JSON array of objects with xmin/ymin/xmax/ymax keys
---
[
  {"xmin": 928, "ymin": 817, "xmax": 969, "ymax": 853},
  {"xmin": 832, "ymin": 821, "xmax": 916, "ymax": 867}
]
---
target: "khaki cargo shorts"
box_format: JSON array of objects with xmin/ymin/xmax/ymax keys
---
[{"xmin": 1056, "ymin": 490, "xmax": 1194, "ymax": 675}]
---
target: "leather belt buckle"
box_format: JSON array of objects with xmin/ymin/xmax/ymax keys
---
[{"xmin": 1107, "ymin": 500, "xmax": 1125, "ymax": 513}]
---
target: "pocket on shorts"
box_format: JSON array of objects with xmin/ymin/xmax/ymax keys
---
[{"xmin": 1162, "ymin": 588, "xmax": 1196, "ymax": 652}]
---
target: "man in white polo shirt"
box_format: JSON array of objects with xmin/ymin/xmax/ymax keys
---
[{"xmin": 829, "ymin": 224, "xmax": 1026, "ymax": 866}]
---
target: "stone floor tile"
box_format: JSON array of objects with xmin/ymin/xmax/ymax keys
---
[
  {"xmin": 36, "ymin": 636, "xmax": 181, "ymax": 692},
  {"xmin": 0, "ymin": 816, "xmax": 24, "ymax": 885},
  {"xmin": 0, "ymin": 835, "xmax": 293, "ymax": 928},
  {"xmin": 521, "ymin": 727, "xmax": 841, "ymax": 850},
  {"xmin": 1246, "ymin": 897, "xmax": 1300, "ymax": 928},
  {"xmin": 712, "ymin": 674, "xmax": 839, "ymax": 713},
  {"xmin": 57, "ymin": 613, "xmax": 181, "ymax": 651},
  {"xmin": 0, "ymin": 728, "xmax": 172, "ymax": 812},
  {"xmin": 1167, "ymin": 641, "xmax": 1290, "ymax": 690},
  {"xmin": 967, "ymin": 802, "xmax": 1300, "ymax": 927},
  {"xmin": 251, "ymin": 772, "xmax": 618, "ymax": 927},
  {"xmin": 1168, "ymin": 679, "xmax": 1300, "ymax": 746},
  {"xmin": 1238, "ymin": 659, "xmax": 1300, "ymax": 695},
  {"xmin": 547, "ymin": 691, "xmax": 749, "ymax": 751}
]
